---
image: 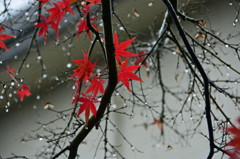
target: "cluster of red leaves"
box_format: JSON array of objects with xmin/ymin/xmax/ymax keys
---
[
  {"xmin": 71, "ymin": 51, "xmax": 105, "ymax": 125},
  {"xmin": 71, "ymin": 32, "xmax": 144, "ymax": 125},
  {"xmin": 114, "ymin": 31, "xmax": 144, "ymax": 91},
  {"xmin": 224, "ymin": 118, "xmax": 240, "ymax": 159},
  {"xmin": 34, "ymin": 0, "xmax": 100, "ymax": 44},
  {"xmin": 5, "ymin": 65, "xmax": 31, "ymax": 102},
  {"xmin": 0, "ymin": 26, "xmax": 15, "ymax": 51}
]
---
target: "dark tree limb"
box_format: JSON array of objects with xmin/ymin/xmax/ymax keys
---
[
  {"xmin": 162, "ymin": 0, "xmax": 214, "ymax": 158},
  {"xmin": 67, "ymin": 0, "xmax": 117, "ymax": 158}
]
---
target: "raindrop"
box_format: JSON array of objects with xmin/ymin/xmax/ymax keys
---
[
  {"xmin": 15, "ymin": 43, "xmax": 20, "ymax": 47},
  {"xmin": 85, "ymin": 126, "xmax": 88, "ymax": 130},
  {"xmin": 25, "ymin": 64, "xmax": 30, "ymax": 68},
  {"xmin": 9, "ymin": 93, "xmax": 12, "ymax": 97},
  {"xmin": 97, "ymin": 97, "xmax": 102, "ymax": 101},
  {"xmin": 0, "ymin": 61, "xmax": 2, "ymax": 64},
  {"xmin": 11, "ymin": 82, "xmax": 15, "ymax": 86},
  {"xmin": 235, "ymin": 19, "xmax": 239, "ymax": 23},
  {"xmin": 225, "ymin": 44, "xmax": 229, "ymax": 48},
  {"xmin": 5, "ymin": 109, "xmax": 9, "ymax": 112},
  {"xmin": 67, "ymin": 52, "xmax": 71, "ymax": 56},
  {"xmin": 55, "ymin": 77, "xmax": 59, "ymax": 81},
  {"xmin": 66, "ymin": 63, "xmax": 72, "ymax": 68},
  {"xmin": 33, "ymin": 105, "xmax": 37, "ymax": 109},
  {"xmin": 36, "ymin": 95, "xmax": 41, "ymax": 100},
  {"xmin": 119, "ymin": 26, "xmax": 124, "ymax": 31},
  {"xmin": 7, "ymin": 102, "xmax": 10, "ymax": 106},
  {"xmin": 115, "ymin": 92, "xmax": 119, "ymax": 96},
  {"xmin": 0, "ymin": 95, "xmax": 3, "ymax": 99},
  {"xmin": 68, "ymin": 44, "xmax": 73, "ymax": 48},
  {"xmin": 112, "ymin": 104, "xmax": 117, "ymax": 109},
  {"xmin": 131, "ymin": 146, "xmax": 135, "ymax": 151},
  {"xmin": 233, "ymin": 22, "xmax": 236, "ymax": 27},
  {"xmin": 39, "ymin": 138, "xmax": 43, "ymax": 141},
  {"xmin": 229, "ymin": 2, "xmax": 233, "ymax": 5},
  {"xmin": 62, "ymin": 46, "xmax": 66, "ymax": 51},
  {"xmin": 14, "ymin": 55, "xmax": 18, "ymax": 59},
  {"xmin": 42, "ymin": 74, "xmax": 48, "ymax": 78},
  {"xmin": 37, "ymin": 56, "xmax": 42, "ymax": 60},
  {"xmin": 25, "ymin": 12, "xmax": 29, "ymax": 16}
]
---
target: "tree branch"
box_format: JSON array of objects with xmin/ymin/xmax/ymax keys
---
[
  {"xmin": 162, "ymin": 0, "xmax": 214, "ymax": 158},
  {"xmin": 67, "ymin": 0, "xmax": 117, "ymax": 158}
]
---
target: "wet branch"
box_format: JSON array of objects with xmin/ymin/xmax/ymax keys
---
[{"xmin": 162, "ymin": 0, "xmax": 214, "ymax": 158}]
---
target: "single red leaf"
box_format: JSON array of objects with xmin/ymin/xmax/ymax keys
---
[
  {"xmin": 34, "ymin": 15, "xmax": 49, "ymax": 44},
  {"xmin": 118, "ymin": 58, "xmax": 143, "ymax": 91},
  {"xmin": 0, "ymin": 26, "xmax": 15, "ymax": 51},
  {"xmin": 134, "ymin": 50, "xmax": 148, "ymax": 67},
  {"xmin": 224, "ymin": 117, "xmax": 240, "ymax": 159},
  {"xmin": 71, "ymin": 52, "xmax": 96, "ymax": 81},
  {"xmin": 77, "ymin": 94, "xmax": 98, "ymax": 125},
  {"xmin": 85, "ymin": 76, "xmax": 105, "ymax": 97},
  {"xmin": 16, "ymin": 84, "xmax": 31, "ymax": 102},
  {"xmin": 114, "ymin": 31, "xmax": 137, "ymax": 63}
]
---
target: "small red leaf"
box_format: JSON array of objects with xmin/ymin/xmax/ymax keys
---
[
  {"xmin": 118, "ymin": 58, "xmax": 143, "ymax": 91},
  {"xmin": 114, "ymin": 31, "xmax": 137, "ymax": 63},
  {"xmin": 77, "ymin": 94, "xmax": 98, "ymax": 125},
  {"xmin": 16, "ymin": 84, "xmax": 31, "ymax": 102},
  {"xmin": 0, "ymin": 26, "xmax": 15, "ymax": 51},
  {"xmin": 85, "ymin": 76, "xmax": 105, "ymax": 97}
]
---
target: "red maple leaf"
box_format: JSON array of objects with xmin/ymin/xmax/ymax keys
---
[
  {"xmin": 71, "ymin": 52, "xmax": 96, "ymax": 81},
  {"xmin": 16, "ymin": 84, "xmax": 31, "ymax": 102},
  {"xmin": 77, "ymin": 17, "xmax": 99, "ymax": 40},
  {"xmin": 77, "ymin": 94, "xmax": 98, "ymax": 125},
  {"xmin": 114, "ymin": 31, "xmax": 137, "ymax": 64},
  {"xmin": 118, "ymin": 58, "xmax": 143, "ymax": 91},
  {"xmin": 224, "ymin": 117, "xmax": 240, "ymax": 159},
  {"xmin": 0, "ymin": 26, "xmax": 15, "ymax": 51},
  {"xmin": 34, "ymin": 15, "xmax": 49, "ymax": 44},
  {"xmin": 86, "ymin": 0, "xmax": 101, "ymax": 5},
  {"xmin": 134, "ymin": 50, "xmax": 148, "ymax": 68},
  {"xmin": 85, "ymin": 76, "xmax": 105, "ymax": 98}
]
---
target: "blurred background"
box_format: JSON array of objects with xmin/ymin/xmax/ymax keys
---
[{"xmin": 0, "ymin": 0, "xmax": 240, "ymax": 158}]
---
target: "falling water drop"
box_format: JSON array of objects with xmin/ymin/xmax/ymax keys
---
[{"xmin": 66, "ymin": 63, "xmax": 72, "ymax": 68}]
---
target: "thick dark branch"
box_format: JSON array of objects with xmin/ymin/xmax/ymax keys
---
[
  {"xmin": 162, "ymin": 0, "xmax": 214, "ymax": 158},
  {"xmin": 67, "ymin": 0, "xmax": 117, "ymax": 158}
]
